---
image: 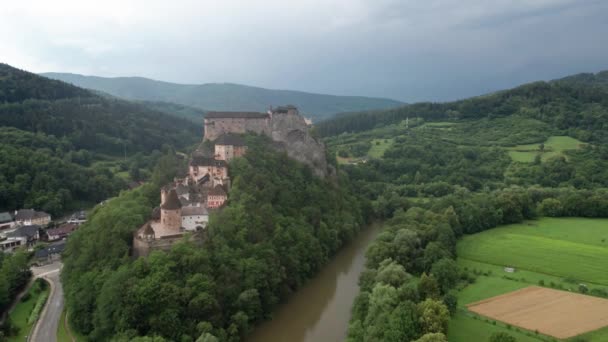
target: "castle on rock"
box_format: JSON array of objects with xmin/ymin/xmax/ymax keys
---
[{"xmin": 133, "ymin": 105, "xmax": 323, "ymax": 256}]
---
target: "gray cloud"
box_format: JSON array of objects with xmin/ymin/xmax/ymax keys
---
[{"xmin": 1, "ymin": 0, "xmax": 607, "ymax": 102}]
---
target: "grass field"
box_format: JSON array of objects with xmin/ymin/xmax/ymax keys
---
[
  {"xmin": 448, "ymin": 311, "xmax": 543, "ymax": 342},
  {"xmin": 458, "ymin": 217, "xmax": 608, "ymax": 285},
  {"xmin": 508, "ymin": 136, "xmax": 584, "ymax": 162},
  {"xmin": 7, "ymin": 279, "xmax": 50, "ymax": 342},
  {"xmin": 367, "ymin": 138, "xmax": 394, "ymax": 158},
  {"xmin": 450, "ymin": 217, "xmax": 608, "ymax": 341}
]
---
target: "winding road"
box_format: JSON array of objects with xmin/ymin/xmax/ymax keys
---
[{"xmin": 30, "ymin": 262, "xmax": 63, "ymax": 342}]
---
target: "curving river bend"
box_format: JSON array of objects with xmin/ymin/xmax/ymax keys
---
[{"xmin": 247, "ymin": 224, "xmax": 382, "ymax": 342}]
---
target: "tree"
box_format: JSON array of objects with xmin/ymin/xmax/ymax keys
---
[
  {"xmin": 384, "ymin": 301, "xmax": 419, "ymax": 342},
  {"xmin": 415, "ymin": 332, "xmax": 448, "ymax": 342},
  {"xmin": 375, "ymin": 259, "xmax": 410, "ymax": 288},
  {"xmin": 416, "ymin": 299, "xmax": 450, "ymax": 335},
  {"xmin": 488, "ymin": 331, "xmax": 516, "ymax": 342},
  {"xmin": 430, "ymin": 258, "xmax": 459, "ymax": 293},
  {"xmin": 418, "ymin": 273, "xmax": 440, "ymax": 300}
]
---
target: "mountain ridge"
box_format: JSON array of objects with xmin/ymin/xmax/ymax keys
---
[{"xmin": 41, "ymin": 72, "xmax": 404, "ymax": 121}]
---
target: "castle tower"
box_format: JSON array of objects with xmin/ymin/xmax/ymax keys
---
[{"xmin": 161, "ymin": 189, "xmax": 182, "ymax": 232}]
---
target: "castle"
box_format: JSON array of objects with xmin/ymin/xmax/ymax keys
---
[{"xmin": 133, "ymin": 105, "xmax": 327, "ymax": 256}]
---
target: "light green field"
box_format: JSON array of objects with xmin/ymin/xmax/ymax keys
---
[
  {"xmin": 451, "ymin": 217, "xmax": 608, "ymax": 341},
  {"xmin": 508, "ymin": 136, "xmax": 584, "ymax": 162},
  {"xmin": 458, "ymin": 217, "xmax": 608, "ymax": 285},
  {"xmin": 448, "ymin": 311, "xmax": 543, "ymax": 342},
  {"xmin": 7, "ymin": 280, "xmax": 50, "ymax": 342},
  {"xmin": 367, "ymin": 138, "xmax": 394, "ymax": 158}
]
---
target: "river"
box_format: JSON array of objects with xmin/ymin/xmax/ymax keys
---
[{"xmin": 247, "ymin": 223, "xmax": 382, "ymax": 342}]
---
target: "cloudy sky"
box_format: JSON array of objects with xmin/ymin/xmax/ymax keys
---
[{"xmin": 2, "ymin": 0, "xmax": 607, "ymax": 102}]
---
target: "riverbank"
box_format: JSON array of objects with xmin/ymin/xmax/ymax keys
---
[{"xmin": 246, "ymin": 223, "xmax": 382, "ymax": 342}]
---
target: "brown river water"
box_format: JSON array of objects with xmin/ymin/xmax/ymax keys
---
[{"xmin": 246, "ymin": 223, "xmax": 382, "ymax": 342}]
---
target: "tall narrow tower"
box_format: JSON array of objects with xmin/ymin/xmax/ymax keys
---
[{"xmin": 160, "ymin": 189, "xmax": 182, "ymax": 232}]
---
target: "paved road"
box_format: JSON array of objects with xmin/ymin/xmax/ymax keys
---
[{"xmin": 30, "ymin": 262, "xmax": 63, "ymax": 342}]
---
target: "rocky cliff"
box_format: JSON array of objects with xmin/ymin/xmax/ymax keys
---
[{"xmin": 271, "ymin": 112, "xmax": 333, "ymax": 179}]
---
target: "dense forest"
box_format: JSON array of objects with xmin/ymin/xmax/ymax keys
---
[
  {"xmin": 0, "ymin": 64, "xmax": 199, "ymax": 215},
  {"xmin": 61, "ymin": 136, "xmax": 366, "ymax": 341}
]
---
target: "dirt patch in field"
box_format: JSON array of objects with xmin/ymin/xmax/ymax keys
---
[{"xmin": 467, "ymin": 286, "xmax": 608, "ymax": 339}]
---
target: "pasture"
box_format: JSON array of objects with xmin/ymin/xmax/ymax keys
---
[
  {"xmin": 457, "ymin": 217, "xmax": 608, "ymax": 285},
  {"xmin": 507, "ymin": 135, "xmax": 584, "ymax": 163}
]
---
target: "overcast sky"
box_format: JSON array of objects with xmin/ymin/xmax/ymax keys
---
[{"xmin": 2, "ymin": 0, "xmax": 607, "ymax": 102}]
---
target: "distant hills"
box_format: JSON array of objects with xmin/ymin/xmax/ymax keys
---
[
  {"xmin": 317, "ymin": 70, "xmax": 608, "ymax": 142},
  {"xmin": 41, "ymin": 72, "xmax": 404, "ymax": 122}
]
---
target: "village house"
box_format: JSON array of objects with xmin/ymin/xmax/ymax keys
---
[
  {"xmin": 207, "ymin": 185, "xmax": 228, "ymax": 209},
  {"xmin": 34, "ymin": 241, "xmax": 65, "ymax": 265},
  {"xmin": 7, "ymin": 225, "xmax": 41, "ymax": 247},
  {"xmin": 14, "ymin": 209, "xmax": 51, "ymax": 226},
  {"xmin": 0, "ymin": 236, "xmax": 27, "ymax": 253},
  {"xmin": 46, "ymin": 223, "xmax": 78, "ymax": 241},
  {"xmin": 0, "ymin": 212, "xmax": 15, "ymax": 230}
]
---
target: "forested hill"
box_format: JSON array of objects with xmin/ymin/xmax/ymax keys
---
[
  {"xmin": 0, "ymin": 64, "xmax": 199, "ymax": 215},
  {"xmin": 317, "ymin": 70, "xmax": 608, "ymax": 143},
  {"xmin": 41, "ymin": 72, "xmax": 403, "ymax": 121},
  {"xmin": 61, "ymin": 135, "xmax": 365, "ymax": 341}
]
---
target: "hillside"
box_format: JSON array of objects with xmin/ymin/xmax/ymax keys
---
[
  {"xmin": 317, "ymin": 70, "xmax": 608, "ymax": 144},
  {"xmin": 0, "ymin": 64, "xmax": 200, "ymax": 215},
  {"xmin": 41, "ymin": 72, "xmax": 403, "ymax": 121}
]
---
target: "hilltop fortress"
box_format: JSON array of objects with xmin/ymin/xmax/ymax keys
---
[
  {"xmin": 133, "ymin": 105, "xmax": 330, "ymax": 256},
  {"xmin": 205, "ymin": 105, "xmax": 329, "ymax": 178}
]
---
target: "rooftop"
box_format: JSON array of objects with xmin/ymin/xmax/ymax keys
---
[
  {"xmin": 46, "ymin": 223, "xmax": 78, "ymax": 236},
  {"xmin": 161, "ymin": 189, "xmax": 182, "ymax": 210},
  {"xmin": 15, "ymin": 209, "xmax": 50, "ymax": 221},
  {"xmin": 35, "ymin": 241, "xmax": 66, "ymax": 259},
  {"xmin": 182, "ymin": 206, "xmax": 209, "ymax": 216},
  {"xmin": 205, "ymin": 111, "xmax": 269, "ymax": 119},
  {"xmin": 0, "ymin": 212, "xmax": 13, "ymax": 223},
  {"xmin": 190, "ymin": 155, "xmax": 228, "ymax": 167},
  {"xmin": 208, "ymin": 185, "xmax": 227, "ymax": 197},
  {"xmin": 7, "ymin": 225, "xmax": 40, "ymax": 238}
]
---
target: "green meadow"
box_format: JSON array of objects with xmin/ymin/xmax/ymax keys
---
[
  {"xmin": 367, "ymin": 138, "xmax": 394, "ymax": 158},
  {"xmin": 450, "ymin": 217, "xmax": 608, "ymax": 341},
  {"xmin": 457, "ymin": 217, "xmax": 608, "ymax": 285},
  {"xmin": 508, "ymin": 136, "xmax": 584, "ymax": 163}
]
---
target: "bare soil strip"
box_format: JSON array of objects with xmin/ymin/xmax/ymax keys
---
[{"xmin": 467, "ymin": 286, "xmax": 608, "ymax": 339}]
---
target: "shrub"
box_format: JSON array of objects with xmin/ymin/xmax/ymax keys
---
[{"xmin": 538, "ymin": 279, "xmax": 545, "ymax": 286}]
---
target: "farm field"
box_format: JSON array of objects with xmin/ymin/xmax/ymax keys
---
[
  {"xmin": 507, "ymin": 136, "xmax": 584, "ymax": 163},
  {"xmin": 450, "ymin": 217, "xmax": 608, "ymax": 341},
  {"xmin": 457, "ymin": 217, "xmax": 608, "ymax": 285},
  {"xmin": 467, "ymin": 286, "xmax": 608, "ymax": 339}
]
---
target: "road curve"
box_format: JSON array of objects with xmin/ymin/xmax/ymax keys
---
[{"xmin": 30, "ymin": 262, "xmax": 63, "ymax": 342}]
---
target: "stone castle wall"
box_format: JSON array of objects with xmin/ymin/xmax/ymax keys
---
[
  {"xmin": 204, "ymin": 110, "xmax": 333, "ymax": 178},
  {"xmin": 204, "ymin": 117, "xmax": 270, "ymax": 141}
]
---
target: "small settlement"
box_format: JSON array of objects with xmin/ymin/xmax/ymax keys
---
[{"xmin": 0, "ymin": 208, "xmax": 86, "ymax": 258}]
